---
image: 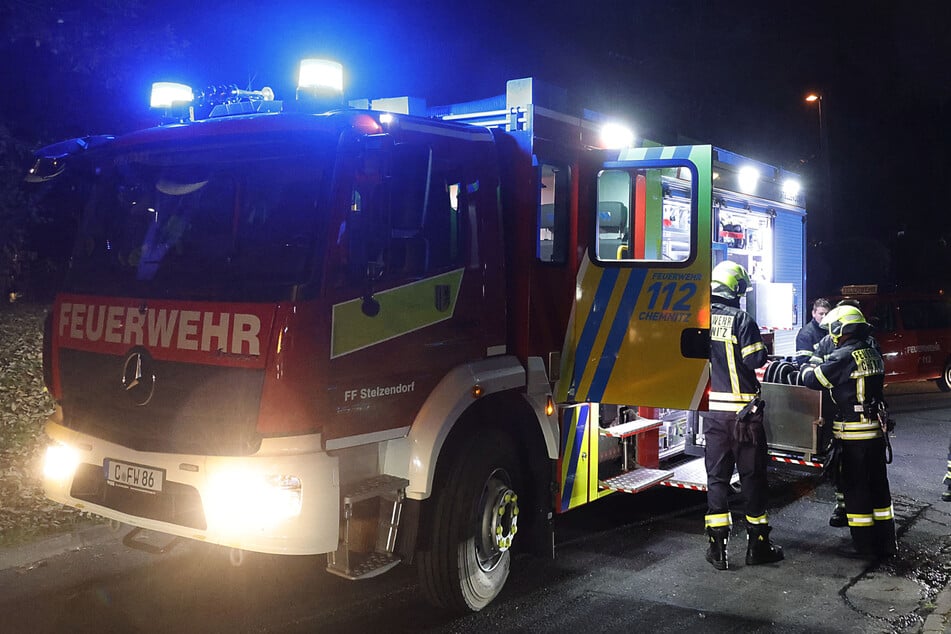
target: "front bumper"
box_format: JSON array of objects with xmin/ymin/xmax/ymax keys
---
[{"xmin": 43, "ymin": 411, "xmax": 340, "ymax": 555}]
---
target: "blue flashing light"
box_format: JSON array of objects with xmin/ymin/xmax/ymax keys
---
[
  {"xmin": 150, "ymin": 82, "xmax": 195, "ymax": 108},
  {"xmin": 298, "ymin": 59, "xmax": 343, "ymax": 93}
]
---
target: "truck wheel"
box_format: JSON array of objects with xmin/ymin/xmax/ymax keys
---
[
  {"xmin": 938, "ymin": 361, "xmax": 951, "ymax": 392},
  {"xmin": 417, "ymin": 430, "xmax": 521, "ymax": 612}
]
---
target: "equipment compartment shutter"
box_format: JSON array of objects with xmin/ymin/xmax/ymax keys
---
[{"xmin": 772, "ymin": 210, "xmax": 805, "ymax": 354}]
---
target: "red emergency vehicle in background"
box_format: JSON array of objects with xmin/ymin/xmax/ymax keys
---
[
  {"xmin": 834, "ymin": 285, "xmax": 951, "ymax": 391},
  {"xmin": 30, "ymin": 59, "xmax": 812, "ymax": 612}
]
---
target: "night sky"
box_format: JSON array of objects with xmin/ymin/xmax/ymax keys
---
[{"xmin": 4, "ymin": 1, "xmax": 951, "ymax": 293}]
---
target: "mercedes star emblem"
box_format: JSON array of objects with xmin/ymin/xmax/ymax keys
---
[{"xmin": 121, "ymin": 350, "xmax": 156, "ymax": 406}]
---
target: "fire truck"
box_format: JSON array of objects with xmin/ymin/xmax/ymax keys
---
[
  {"xmin": 32, "ymin": 59, "xmax": 813, "ymax": 612},
  {"xmin": 832, "ymin": 285, "xmax": 951, "ymax": 390}
]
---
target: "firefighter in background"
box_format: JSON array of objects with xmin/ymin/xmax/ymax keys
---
[
  {"xmin": 797, "ymin": 305, "xmax": 897, "ymax": 558},
  {"xmin": 704, "ymin": 260, "xmax": 784, "ymax": 570},
  {"xmin": 795, "ymin": 298, "xmax": 831, "ymax": 365},
  {"xmin": 943, "ymin": 436, "xmax": 951, "ymax": 502}
]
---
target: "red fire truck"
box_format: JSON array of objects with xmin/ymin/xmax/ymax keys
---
[
  {"xmin": 833, "ymin": 285, "xmax": 951, "ymax": 391},
  {"xmin": 33, "ymin": 59, "xmax": 812, "ymax": 612}
]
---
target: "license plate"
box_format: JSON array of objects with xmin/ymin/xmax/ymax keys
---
[{"xmin": 104, "ymin": 459, "xmax": 165, "ymax": 493}]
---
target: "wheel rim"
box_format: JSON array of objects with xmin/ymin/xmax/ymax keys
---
[{"xmin": 475, "ymin": 468, "xmax": 519, "ymax": 572}]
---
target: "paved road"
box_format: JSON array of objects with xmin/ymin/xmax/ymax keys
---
[{"xmin": 1, "ymin": 383, "xmax": 949, "ymax": 633}]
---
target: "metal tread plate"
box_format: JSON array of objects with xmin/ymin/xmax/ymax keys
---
[
  {"xmin": 601, "ymin": 418, "xmax": 662, "ymax": 439},
  {"xmin": 659, "ymin": 457, "xmax": 740, "ymax": 491},
  {"xmin": 327, "ymin": 551, "xmax": 402, "ymax": 580},
  {"xmin": 342, "ymin": 474, "xmax": 409, "ymax": 505},
  {"xmin": 599, "ymin": 467, "xmax": 672, "ymax": 494}
]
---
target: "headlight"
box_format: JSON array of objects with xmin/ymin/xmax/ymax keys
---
[
  {"xmin": 204, "ymin": 470, "xmax": 303, "ymax": 532},
  {"xmin": 43, "ymin": 442, "xmax": 81, "ymax": 482}
]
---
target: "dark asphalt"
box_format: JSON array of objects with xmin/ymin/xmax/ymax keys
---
[{"xmin": 1, "ymin": 383, "xmax": 949, "ymax": 633}]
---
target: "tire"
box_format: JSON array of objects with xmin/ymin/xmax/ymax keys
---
[
  {"xmin": 417, "ymin": 429, "xmax": 522, "ymax": 613},
  {"xmin": 938, "ymin": 361, "xmax": 951, "ymax": 392}
]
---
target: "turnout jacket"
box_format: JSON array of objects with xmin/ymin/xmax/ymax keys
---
[
  {"xmin": 709, "ymin": 299, "xmax": 768, "ymax": 413},
  {"xmin": 807, "ymin": 333, "xmax": 881, "ymax": 367},
  {"xmin": 795, "ymin": 319, "xmax": 826, "ymax": 365},
  {"xmin": 800, "ymin": 335, "xmax": 886, "ymax": 440}
]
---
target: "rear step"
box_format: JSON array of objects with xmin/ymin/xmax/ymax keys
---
[
  {"xmin": 326, "ymin": 474, "xmax": 409, "ymax": 581},
  {"xmin": 600, "ymin": 468, "xmax": 672, "ymax": 494}
]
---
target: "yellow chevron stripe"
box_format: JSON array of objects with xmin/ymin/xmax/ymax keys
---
[{"xmin": 575, "ymin": 268, "xmax": 631, "ymax": 400}]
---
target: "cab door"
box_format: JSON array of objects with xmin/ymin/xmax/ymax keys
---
[{"xmin": 556, "ymin": 145, "xmax": 712, "ymax": 409}]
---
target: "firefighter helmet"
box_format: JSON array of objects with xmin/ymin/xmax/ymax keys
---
[
  {"xmin": 820, "ymin": 304, "xmax": 868, "ymax": 344},
  {"xmin": 711, "ymin": 260, "xmax": 751, "ymax": 300}
]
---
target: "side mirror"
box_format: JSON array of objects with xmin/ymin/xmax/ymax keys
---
[{"xmin": 361, "ymin": 295, "xmax": 380, "ymax": 317}]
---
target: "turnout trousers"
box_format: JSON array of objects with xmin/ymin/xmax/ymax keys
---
[
  {"xmin": 840, "ymin": 436, "xmax": 896, "ymax": 555},
  {"xmin": 703, "ymin": 412, "xmax": 769, "ymax": 527}
]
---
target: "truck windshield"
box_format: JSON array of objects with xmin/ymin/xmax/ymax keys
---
[{"xmin": 65, "ymin": 134, "xmax": 333, "ymax": 301}]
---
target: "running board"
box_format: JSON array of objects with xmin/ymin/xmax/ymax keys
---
[{"xmin": 659, "ymin": 457, "xmax": 740, "ymax": 492}]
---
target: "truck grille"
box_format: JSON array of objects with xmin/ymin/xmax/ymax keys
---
[{"xmin": 59, "ymin": 349, "xmax": 264, "ymax": 455}]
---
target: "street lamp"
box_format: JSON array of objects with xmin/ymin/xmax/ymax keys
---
[
  {"xmin": 805, "ymin": 91, "xmax": 833, "ymax": 240},
  {"xmin": 805, "ymin": 93, "xmax": 823, "ymax": 154}
]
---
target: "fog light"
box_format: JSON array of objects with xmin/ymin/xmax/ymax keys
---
[
  {"xmin": 43, "ymin": 443, "xmax": 81, "ymax": 482},
  {"xmin": 205, "ymin": 470, "xmax": 303, "ymax": 532}
]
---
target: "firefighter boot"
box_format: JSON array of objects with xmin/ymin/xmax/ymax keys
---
[
  {"xmin": 942, "ymin": 489, "xmax": 951, "ymax": 502},
  {"xmin": 829, "ymin": 492, "xmax": 847, "ymax": 527},
  {"xmin": 705, "ymin": 527, "xmax": 730, "ymax": 570},
  {"xmin": 829, "ymin": 505, "xmax": 848, "ymax": 527},
  {"xmin": 746, "ymin": 525, "xmax": 784, "ymax": 565}
]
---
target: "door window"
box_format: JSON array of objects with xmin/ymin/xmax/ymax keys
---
[
  {"xmin": 596, "ymin": 165, "xmax": 694, "ymax": 263},
  {"xmin": 537, "ymin": 162, "xmax": 570, "ymax": 263}
]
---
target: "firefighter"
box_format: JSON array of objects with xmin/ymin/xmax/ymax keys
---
[
  {"xmin": 806, "ymin": 299, "xmax": 868, "ymax": 528},
  {"xmin": 704, "ymin": 260, "xmax": 783, "ymax": 570},
  {"xmin": 805, "ymin": 331, "xmax": 849, "ymax": 527},
  {"xmin": 797, "ymin": 305, "xmax": 897, "ymax": 559},
  {"xmin": 795, "ymin": 298, "xmax": 831, "ymax": 365},
  {"xmin": 943, "ymin": 436, "xmax": 951, "ymax": 502}
]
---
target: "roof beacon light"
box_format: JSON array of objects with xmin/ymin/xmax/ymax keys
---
[
  {"xmin": 738, "ymin": 166, "xmax": 760, "ymax": 195},
  {"xmin": 150, "ymin": 82, "xmax": 195, "ymax": 108},
  {"xmin": 600, "ymin": 122, "xmax": 635, "ymax": 149},
  {"xmin": 298, "ymin": 59, "xmax": 343, "ymax": 93}
]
